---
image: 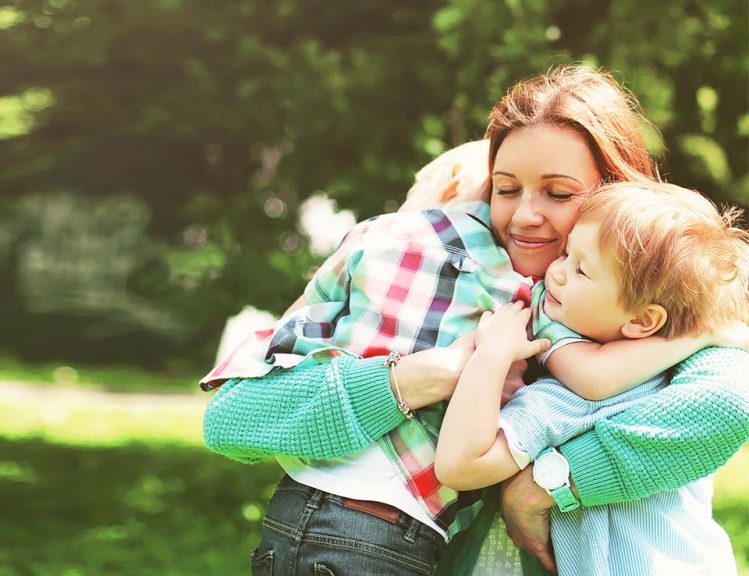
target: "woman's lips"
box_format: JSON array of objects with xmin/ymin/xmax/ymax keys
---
[{"xmin": 510, "ymin": 234, "xmax": 557, "ymax": 250}]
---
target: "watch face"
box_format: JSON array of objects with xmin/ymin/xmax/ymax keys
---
[{"xmin": 533, "ymin": 452, "xmax": 570, "ymax": 490}]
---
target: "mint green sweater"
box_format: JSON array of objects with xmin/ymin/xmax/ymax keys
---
[{"xmin": 203, "ymin": 347, "xmax": 749, "ymax": 506}]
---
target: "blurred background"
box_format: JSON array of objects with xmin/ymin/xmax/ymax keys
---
[{"xmin": 0, "ymin": 0, "xmax": 746, "ymax": 574}]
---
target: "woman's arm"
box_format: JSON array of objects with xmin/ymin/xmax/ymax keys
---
[
  {"xmin": 560, "ymin": 346, "xmax": 749, "ymax": 504},
  {"xmin": 502, "ymin": 346, "xmax": 749, "ymax": 566},
  {"xmin": 203, "ymin": 334, "xmax": 479, "ymax": 463},
  {"xmin": 203, "ymin": 355, "xmax": 398, "ymax": 464}
]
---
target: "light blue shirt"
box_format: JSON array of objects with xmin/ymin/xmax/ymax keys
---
[{"xmin": 501, "ymin": 375, "xmax": 736, "ymax": 576}]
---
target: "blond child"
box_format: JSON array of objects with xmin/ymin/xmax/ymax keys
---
[{"xmin": 435, "ymin": 181, "xmax": 749, "ymax": 576}]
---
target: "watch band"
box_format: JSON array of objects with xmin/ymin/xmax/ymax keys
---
[
  {"xmin": 535, "ymin": 447, "xmax": 580, "ymax": 512},
  {"xmin": 549, "ymin": 484, "xmax": 580, "ymax": 512}
]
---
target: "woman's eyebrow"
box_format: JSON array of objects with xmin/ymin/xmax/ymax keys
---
[
  {"xmin": 492, "ymin": 171, "xmax": 584, "ymax": 186},
  {"xmin": 541, "ymin": 173, "xmax": 583, "ymax": 185}
]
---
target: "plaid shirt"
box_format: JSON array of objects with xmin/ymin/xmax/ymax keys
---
[{"xmin": 203, "ymin": 202, "xmax": 533, "ymax": 538}]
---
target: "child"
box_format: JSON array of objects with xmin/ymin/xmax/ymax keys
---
[{"xmin": 435, "ymin": 182, "xmax": 749, "ymax": 575}]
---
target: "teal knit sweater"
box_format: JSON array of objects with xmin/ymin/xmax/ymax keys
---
[{"xmin": 203, "ymin": 347, "xmax": 749, "ymax": 506}]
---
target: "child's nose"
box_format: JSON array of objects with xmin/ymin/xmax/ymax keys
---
[{"xmin": 549, "ymin": 260, "xmax": 566, "ymax": 285}]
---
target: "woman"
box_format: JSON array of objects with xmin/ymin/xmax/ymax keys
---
[{"xmin": 203, "ymin": 65, "xmax": 749, "ymax": 575}]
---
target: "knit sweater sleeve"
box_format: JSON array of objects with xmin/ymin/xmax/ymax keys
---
[
  {"xmin": 560, "ymin": 347, "xmax": 749, "ymax": 506},
  {"xmin": 202, "ymin": 354, "xmax": 404, "ymax": 464}
]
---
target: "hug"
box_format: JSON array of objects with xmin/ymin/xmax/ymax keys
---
[{"xmin": 203, "ymin": 65, "xmax": 749, "ymax": 576}]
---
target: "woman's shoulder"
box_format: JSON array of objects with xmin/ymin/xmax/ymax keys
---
[
  {"xmin": 681, "ymin": 346, "xmax": 749, "ymax": 368},
  {"xmin": 672, "ymin": 347, "xmax": 749, "ymax": 389}
]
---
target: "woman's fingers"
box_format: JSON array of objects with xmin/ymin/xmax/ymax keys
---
[{"xmin": 501, "ymin": 467, "xmax": 558, "ymax": 572}]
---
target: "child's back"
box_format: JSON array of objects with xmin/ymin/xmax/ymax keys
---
[
  {"xmin": 268, "ymin": 202, "xmax": 530, "ymax": 359},
  {"xmin": 264, "ymin": 201, "xmax": 536, "ymax": 537}
]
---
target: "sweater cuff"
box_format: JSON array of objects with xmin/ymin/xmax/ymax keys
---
[
  {"xmin": 559, "ymin": 432, "xmax": 628, "ymax": 507},
  {"xmin": 344, "ymin": 356, "xmax": 404, "ymax": 441}
]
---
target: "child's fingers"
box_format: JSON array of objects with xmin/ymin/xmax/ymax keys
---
[
  {"xmin": 509, "ymin": 300, "xmax": 525, "ymax": 312},
  {"xmin": 531, "ymin": 338, "xmax": 552, "ymax": 356},
  {"xmin": 493, "ymin": 300, "xmax": 527, "ymax": 315},
  {"xmin": 478, "ymin": 310, "xmax": 494, "ymax": 328}
]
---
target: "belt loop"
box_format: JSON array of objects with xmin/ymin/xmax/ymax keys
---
[{"xmin": 403, "ymin": 517, "xmax": 419, "ymax": 543}]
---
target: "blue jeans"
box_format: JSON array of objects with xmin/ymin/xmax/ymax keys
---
[{"xmin": 251, "ymin": 475, "xmax": 445, "ymax": 575}]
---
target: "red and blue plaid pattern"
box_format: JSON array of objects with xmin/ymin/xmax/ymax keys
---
[{"xmin": 203, "ymin": 202, "xmax": 533, "ymax": 538}]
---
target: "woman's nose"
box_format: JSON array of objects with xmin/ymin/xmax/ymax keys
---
[{"xmin": 512, "ymin": 192, "xmax": 544, "ymax": 227}]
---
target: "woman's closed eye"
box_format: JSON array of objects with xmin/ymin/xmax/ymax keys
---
[
  {"xmin": 547, "ymin": 190, "xmax": 574, "ymax": 201},
  {"xmin": 495, "ymin": 187, "xmax": 521, "ymax": 196}
]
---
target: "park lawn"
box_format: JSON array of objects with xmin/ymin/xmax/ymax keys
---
[
  {"xmin": 0, "ymin": 353, "xmax": 200, "ymax": 393},
  {"xmin": 0, "ymin": 386, "xmax": 747, "ymax": 575},
  {"xmin": 0, "ymin": 438, "xmax": 283, "ymax": 576}
]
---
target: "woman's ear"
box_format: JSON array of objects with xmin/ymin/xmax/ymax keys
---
[{"xmin": 621, "ymin": 304, "xmax": 668, "ymax": 339}]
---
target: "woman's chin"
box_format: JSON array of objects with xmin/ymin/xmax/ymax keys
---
[{"xmin": 508, "ymin": 253, "xmax": 555, "ymax": 279}]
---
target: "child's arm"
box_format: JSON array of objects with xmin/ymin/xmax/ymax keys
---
[
  {"xmin": 546, "ymin": 323, "xmax": 749, "ymax": 401},
  {"xmin": 435, "ymin": 302, "xmax": 550, "ymax": 491},
  {"xmin": 545, "ymin": 335, "xmax": 709, "ymax": 401}
]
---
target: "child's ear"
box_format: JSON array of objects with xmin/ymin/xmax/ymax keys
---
[{"xmin": 621, "ymin": 304, "xmax": 667, "ymax": 339}]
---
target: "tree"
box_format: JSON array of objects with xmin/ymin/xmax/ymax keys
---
[{"xmin": 0, "ymin": 0, "xmax": 745, "ymax": 367}]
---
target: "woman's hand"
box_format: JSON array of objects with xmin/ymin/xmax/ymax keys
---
[
  {"xmin": 394, "ymin": 325, "xmax": 533, "ymax": 410},
  {"xmin": 501, "ymin": 465, "xmax": 558, "ymax": 573},
  {"xmin": 393, "ymin": 332, "xmax": 476, "ymax": 409}
]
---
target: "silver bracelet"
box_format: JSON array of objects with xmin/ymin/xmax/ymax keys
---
[{"xmin": 383, "ymin": 351, "xmax": 416, "ymax": 421}]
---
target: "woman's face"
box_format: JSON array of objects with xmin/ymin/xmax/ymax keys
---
[{"xmin": 490, "ymin": 124, "xmax": 601, "ymax": 278}]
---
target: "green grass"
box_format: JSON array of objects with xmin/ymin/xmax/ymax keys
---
[
  {"xmin": 0, "ymin": 380, "xmax": 746, "ymax": 575},
  {"xmin": 715, "ymin": 447, "xmax": 749, "ymax": 575},
  {"xmin": 1, "ymin": 436, "xmax": 746, "ymax": 576},
  {"xmin": 0, "ymin": 439, "xmax": 284, "ymax": 576},
  {"xmin": 0, "ymin": 353, "xmax": 201, "ymax": 393},
  {"xmin": 0, "ymin": 386, "xmax": 206, "ymax": 447}
]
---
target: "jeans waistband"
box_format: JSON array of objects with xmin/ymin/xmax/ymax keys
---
[{"xmin": 276, "ymin": 474, "xmax": 444, "ymax": 545}]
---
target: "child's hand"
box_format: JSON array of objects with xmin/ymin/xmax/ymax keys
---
[
  {"xmin": 710, "ymin": 321, "xmax": 749, "ymax": 352},
  {"xmin": 476, "ymin": 301, "xmax": 551, "ymax": 362}
]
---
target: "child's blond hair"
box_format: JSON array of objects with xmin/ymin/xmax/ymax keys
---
[{"xmin": 577, "ymin": 181, "xmax": 749, "ymax": 338}]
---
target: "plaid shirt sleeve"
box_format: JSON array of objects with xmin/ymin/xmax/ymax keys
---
[
  {"xmin": 303, "ymin": 218, "xmax": 373, "ymax": 305},
  {"xmin": 262, "ymin": 218, "xmax": 380, "ymax": 359}
]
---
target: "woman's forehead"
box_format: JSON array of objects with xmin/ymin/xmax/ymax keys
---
[{"xmin": 493, "ymin": 124, "xmax": 600, "ymax": 183}]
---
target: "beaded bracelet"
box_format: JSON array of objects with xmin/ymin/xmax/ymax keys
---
[{"xmin": 383, "ymin": 351, "xmax": 416, "ymax": 423}]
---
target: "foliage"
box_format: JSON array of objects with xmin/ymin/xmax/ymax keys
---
[{"xmin": 0, "ymin": 0, "xmax": 746, "ymax": 367}]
